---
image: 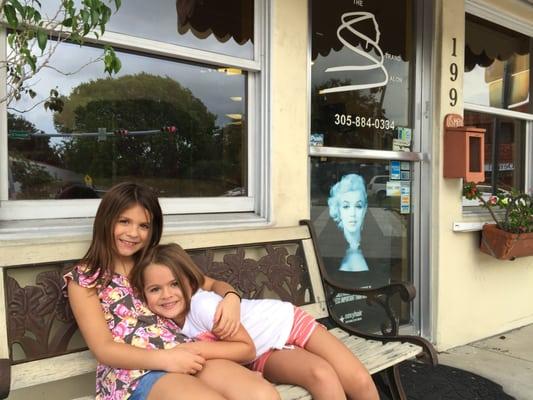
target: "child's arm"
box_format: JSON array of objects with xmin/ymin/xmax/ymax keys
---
[
  {"xmin": 68, "ymin": 280, "xmax": 206, "ymax": 373},
  {"xmin": 202, "ymin": 275, "xmax": 241, "ymax": 338},
  {"xmin": 180, "ymin": 323, "xmax": 256, "ymax": 364}
]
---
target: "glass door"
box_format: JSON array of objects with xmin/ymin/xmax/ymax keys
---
[{"xmin": 309, "ymin": 0, "xmax": 429, "ymax": 334}]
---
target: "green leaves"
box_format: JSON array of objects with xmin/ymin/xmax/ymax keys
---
[
  {"xmin": 464, "ymin": 182, "xmax": 533, "ymax": 234},
  {"xmin": 44, "ymin": 88, "xmax": 64, "ymax": 112},
  {"xmin": 104, "ymin": 46, "xmax": 121, "ymax": 74},
  {"xmin": 3, "ymin": 4, "xmax": 19, "ymax": 28},
  {"xmin": 2, "ymin": 0, "xmax": 122, "ymax": 106},
  {"xmin": 36, "ymin": 29, "xmax": 47, "ymax": 52}
]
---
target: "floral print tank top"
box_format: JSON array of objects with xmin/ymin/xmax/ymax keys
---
[{"xmin": 64, "ymin": 265, "xmax": 190, "ymax": 399}]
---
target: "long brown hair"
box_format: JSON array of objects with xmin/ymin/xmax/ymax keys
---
[
  {"xmin": 130, "ymin": 243, "xmax": 205, "ymax": 319},
  {"xmin": 79, "ymin": 182, "xmax": 163, "ymax": 284}
]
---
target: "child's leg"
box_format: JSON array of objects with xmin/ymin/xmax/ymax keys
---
[
  {"xmin": 198, "ymin": 359, "xmax": 280, "ymax": 400},
  {"xmin": 262, "ymin": 347, "xmax": 346, "ymax": 400},
  {"xmin": 147, "ymin": 372, "xmax": 226, "ymax": 400},
  {"xmin": 304, "ymin": 328, "xmax": 379, "ymax": 400}
]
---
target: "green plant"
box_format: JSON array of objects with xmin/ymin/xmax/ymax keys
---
[
  {"xmin": 1, "ymin": 0, "xmax": 122, "ymax": 108},
  {"xmin": 463, "ymin": 182, "xmax": 533, "ymax": 234}
]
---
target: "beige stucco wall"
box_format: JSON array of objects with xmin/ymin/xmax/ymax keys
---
[
  {"xmin": 432, "ymin": 0, "xmax": 533, "ymax": 351},
  {"xmin": 270, "ymin": 0, "xmax": 310, "ymax": 226}
]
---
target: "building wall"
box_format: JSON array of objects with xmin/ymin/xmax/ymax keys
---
[
  {"xmin": 432, "ymin": 0, "xmax": 533, "ymax": 351},
  {"xmin": 2, "ymin": 3, "xmax": 533, "ymax": 399},
  {"xmin": 270, "ymin": 0, "xmax": 310, "ymax": 226}
]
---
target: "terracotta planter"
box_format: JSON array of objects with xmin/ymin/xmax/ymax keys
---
[{"xmin": 480, "ymin": 224, "xmax": 533, "ymax": 260}]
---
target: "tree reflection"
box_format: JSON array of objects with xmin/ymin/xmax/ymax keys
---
[{"xmin": 52, "ymin": 73, "xmax": 242, "ymax": 197}]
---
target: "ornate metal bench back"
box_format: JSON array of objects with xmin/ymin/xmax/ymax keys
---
[{"xmin": 4, "ymin": 239, "xmax": 314, "ymax": 364}]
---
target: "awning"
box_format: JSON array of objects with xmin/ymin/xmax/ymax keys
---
[
  {"xmin": 176, "ymin": 0, "xmax": 253, "ymax": 45},
  {"xmin": 465, "ymin": 14, "xmax": 530, "ymax": 72}
]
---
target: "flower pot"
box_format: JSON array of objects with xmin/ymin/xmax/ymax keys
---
[{"xmin": 480, "ymin": 224, "xmax": 533, "ymax": 260}]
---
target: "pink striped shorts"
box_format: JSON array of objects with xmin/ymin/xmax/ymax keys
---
[{"xmin": 247, "ymin": 306, "xmax": 321, "ymax": 373}]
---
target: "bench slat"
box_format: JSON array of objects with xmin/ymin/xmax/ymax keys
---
[
  {"xmin": 276, "ymin": 329, "xmax": 422, "ymax": 399},
  {"xmin": 11, "ymin": 350, "xmax": 96, "ymax": 391},
  {"xmin": 339, "ymin": 331, "xmax": 421, "ymax": 374},
  {"xmin": 363, "ymin": 343, "xmax": 421, "ymax": 374},
  {"xmin": 278, "ymin": 384, "xmax": 311, "ymax": 400},
  {"xmin": 341, "ymin": 335, "xmax": 382, "ymax": 354}
]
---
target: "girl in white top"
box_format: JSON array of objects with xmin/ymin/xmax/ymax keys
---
[{"xmin": 131, "ymin": 243, "xmax": 379, "ymax": 400}]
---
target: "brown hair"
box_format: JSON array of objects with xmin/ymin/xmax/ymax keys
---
[
  {"xmin": 130, "ymin": 243, "xmax": 205, "ymax": 319},
  {"xmin": 78, "ymin": 182, "xmax": 163, "ymax": 284}
]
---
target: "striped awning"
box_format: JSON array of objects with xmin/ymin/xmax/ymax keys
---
[
  {"xmin": 465, "ymin": 14, "xmax": 530, "ymax": 72},
  {"xmin": 176, "ymin": 0, "xmax": 253, "ymax": 45}
]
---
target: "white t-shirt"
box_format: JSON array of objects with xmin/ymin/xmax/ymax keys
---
[{"xmin": 181, "ymin": 289, "xmax": 294, "ymax": 360}]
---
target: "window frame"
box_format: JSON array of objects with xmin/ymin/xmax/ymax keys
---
[
  {"xmin": 0, "ymin": 0, "xmax": 271, "ymax": 222},
  {"xmin": 461, "ymin": 105, "xmax": 533, "ymax": 210},
  {"xmin": 462, "ymin": 3, "xmax": 533, "ymax": 211}
]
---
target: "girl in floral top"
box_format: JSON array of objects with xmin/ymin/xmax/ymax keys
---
[{"xmin": 64, "ymin": 182, "xmax": 278, "ymax": 400}]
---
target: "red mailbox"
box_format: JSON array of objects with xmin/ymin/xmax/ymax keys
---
[{"xmin": 443, "ymin": 114, "xmax": 485, "ymax": 183}]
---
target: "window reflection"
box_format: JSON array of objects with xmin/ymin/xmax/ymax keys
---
[
  {"xmin": 8, "ymin": 42, "xmax": 247, "ymax": 200},
  {"xmin": 464, "ymin": 111, "xmax": 526, "ymax": 195},
  {"xmin": 39, "ymin": 0, "xmax": 254, "ymax": 59}
]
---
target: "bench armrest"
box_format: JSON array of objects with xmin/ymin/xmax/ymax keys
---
[
  {"xmin": 323, "ymin": 277, "xmax": 415, "ymax": 336},
  {"xmin": 299, "ymin": 219, "xmax": 438, "ymax": 366},
  {"xmin": 322, "ymin": 280, "xmax": 438, "ymax": 366}
]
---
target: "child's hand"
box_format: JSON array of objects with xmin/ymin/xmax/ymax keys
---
[
  {"xmin": 212, "ymin": 292, "xmax": 241, "ymax": 339},
  {"xmin": 163, "ymin": 346, "xmax": 206, "ymax": 374}
]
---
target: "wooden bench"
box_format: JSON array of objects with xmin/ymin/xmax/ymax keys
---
[{"xmin": 0, "ymin": 220, "xmax": 437, "ymax": 399}]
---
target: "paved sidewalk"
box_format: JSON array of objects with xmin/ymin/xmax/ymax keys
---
[{"xmin": 438, "ymin": 324, "xmax": 533, "ymax": 400}]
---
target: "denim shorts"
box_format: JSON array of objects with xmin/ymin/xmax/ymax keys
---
[{"xmin": 130, "ymin": 371, "xmax": 166, "ymax": 400}]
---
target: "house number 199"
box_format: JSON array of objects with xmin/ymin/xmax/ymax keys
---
[{"xmin": 449, "ymin": 38, "xmax": 458, "ymax": 107}]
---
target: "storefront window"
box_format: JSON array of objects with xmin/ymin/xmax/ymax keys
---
[
  {"xmin": 464, "ymin": 111, "xmax": 526, "ymax": 199},
  {"xmin": 311, "ymin": 0, "xmax": 414, "ymax": 150},
  {"xmin": 2, "ymin": 1, "xmax": 266, "ymax": 220},
  {"xmin": 7, "ymin": 42, "xmax": 247, "ymax": 200},
  {"xmin": 463, "ymin": 14, "xmax": 532, "ymax": 210},
  {"xmin": 310, "ymin": 158, "xmax": 411, "ymax": 331}
]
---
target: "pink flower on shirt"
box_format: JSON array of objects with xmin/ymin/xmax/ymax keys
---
[
  {"xmin": 113, "ymin": 303, "xmax": 131, "ymax": 319},
  {"xmin": 115, "ymin": 369, "xmax": 134, "ymax": 383},
  {"xmin": 112, "ymin": 320, "xmax": 135, "ymax": 338},
  {"xmin": 159, "ymin": 327, "xmax": 177, "ymax": 343}
]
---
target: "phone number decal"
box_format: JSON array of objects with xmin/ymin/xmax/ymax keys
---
[{"xmin": 333, "ymin": 114, "xmax": 395, "ymax": 130}]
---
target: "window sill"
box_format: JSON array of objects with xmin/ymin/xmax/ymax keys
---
[
  {"xmin": 453, "ymin": 221, "xmax": 491, "ymax": 232},
  {"xmin": 456, "ymin": 206, "xmax": 505, "ymax": 232},
  {"xmin": 0, "ymin": 213, "xmax": 269, "ymax": 244}
]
